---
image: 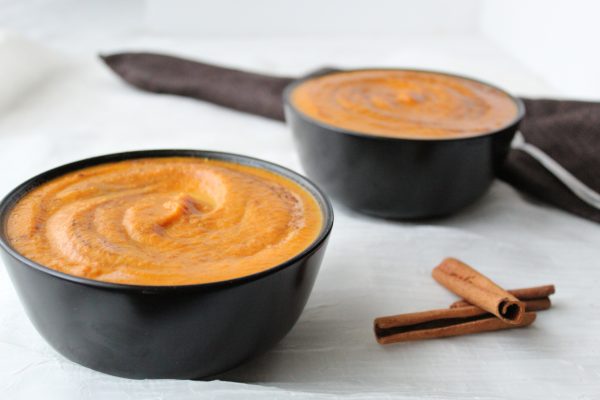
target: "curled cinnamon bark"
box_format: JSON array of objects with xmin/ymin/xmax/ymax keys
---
[
  {"xmin": 453, "ymin": 297, "xmax": 551, "ymax": 312},
  {"xmin": 375, "ymin": 307, "xmax": 536, "ymax": 345},
  {"xmin": 450, "ymin": 285, "xmax": 555, "ymax": 308},
  {"xmin": 432, "ymin": 258, "xmax": 526, "ymax": 324},
  {"xmin": 519, "ymin": 297, "xmax": 551, "ymax": 312}
]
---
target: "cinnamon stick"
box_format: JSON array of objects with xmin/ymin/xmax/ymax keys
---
[
  {"xmin": 453, "ymin": 297, "xmax": 551, "ymax": 312},
  {"xmin": 375, "ymin": 307, "xmax": 536, "ymax": 345},
  {"xmin": 519, "ymin": 297, "xmax": 551, "ymax": 312},
  {"xmin": 432, "ymin": 258, "xmax": 525, "ymax": 324},
  {"xmin": 450, "ymin": 285, "xmax": 555, "ymax": 308}
]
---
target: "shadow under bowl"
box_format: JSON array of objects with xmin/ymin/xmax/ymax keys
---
[{"xmin": 0, "ymin": 149, "xmax": 333, "ymax": 379}]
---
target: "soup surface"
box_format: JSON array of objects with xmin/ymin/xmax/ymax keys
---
[
  {"xmin": 291, "ymin": 70, "xmax": 518, "ymax": 139},
  {"xmin": 6, "ymin": 157, "xmax": 323, "ymax": 285}
]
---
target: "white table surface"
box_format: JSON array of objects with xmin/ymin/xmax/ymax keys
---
[{"xmin": 0, "ymin": 31, "xmax": 599, "ymax": 399}]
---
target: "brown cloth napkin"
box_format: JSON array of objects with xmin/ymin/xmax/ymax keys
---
[
  {"xmin": 101, "ymin": 52, "xmax": 600, "ymax": 223},
  {"xmin": 499, "ymin": 99, "xmax": 600, "ymax": 223}
]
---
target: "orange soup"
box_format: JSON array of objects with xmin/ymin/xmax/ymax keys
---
[
  {"xmin": 6, "ymin": 157, "xmax": 323, "ymax": 286},
  {"xmin": 291, "ymin": 70, "xmax": 518, "ymax": 139}
]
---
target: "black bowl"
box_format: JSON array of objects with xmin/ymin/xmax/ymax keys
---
[
  {"xmin": 283, "ymin": 69, "xmax": 525, "ymax": 219},
  {"xmin": 0, "ymin": 150, "xmax": 333, "ymax": 379}
]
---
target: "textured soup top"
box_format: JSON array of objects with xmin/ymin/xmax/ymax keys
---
[
  {"xmin": 6, "ymin": 157, "xmax": 323, "ymax": 286},
  {"xmin": 291, "ymin": 70, "xmax": 518, "ymax": 139}
]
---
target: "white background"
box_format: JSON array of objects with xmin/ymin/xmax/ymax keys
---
[
  {"xmin": 1, "ymin": 1, "xmax": 599, "ymax": 399},
  {"xmin": 2, "ymin": 0, "xmax": 599, "ymax": 99}
]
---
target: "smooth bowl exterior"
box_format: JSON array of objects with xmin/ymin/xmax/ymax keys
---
[
  {"xmin": 284, "ymin": 69, "xmax": 525, "ymax": 219},
  {"xmin": 0, "ymin": 150, "xmax": 333, "ymax": 379}
]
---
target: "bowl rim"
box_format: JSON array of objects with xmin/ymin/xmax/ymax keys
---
[
  {"xmin": 0, "ymin": 149, "xmax": 334, "ymax": 291},
  {"xmin": 282, "ymin": 67, "xmax": 526, "ymax": 142}
]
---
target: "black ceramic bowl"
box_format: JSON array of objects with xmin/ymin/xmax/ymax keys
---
[
  {"xmin": 284, "ymin": 69, "xmax": 525, "ymax": 219},
  {"xmin": 0, "ymin": 150, "xmax": 333, "ymax": 379}
]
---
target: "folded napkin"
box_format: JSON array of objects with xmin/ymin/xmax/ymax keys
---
[
  {"xmin": 101, "ymin": 52, "xmax": 600, "ymax": 223},
  {"xmin": 499, "ymin": 99, "xmax": 600, "ymax": 223}
]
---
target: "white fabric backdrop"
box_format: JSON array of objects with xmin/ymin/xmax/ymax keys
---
[{"xmin": 0, "ymin": 30, "xmax": 599, "ymax": 399}]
